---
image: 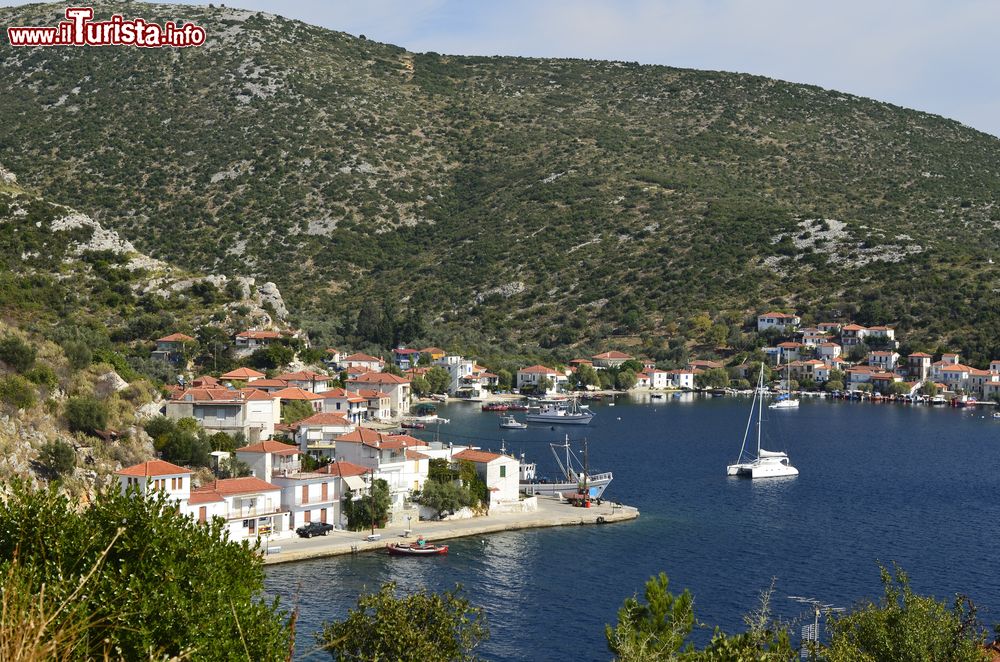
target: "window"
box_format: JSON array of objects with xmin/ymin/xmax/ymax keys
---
[
  {"xmin": 500, "ymin": 466, "xmax": 506, "ymax": 478},
  {"xmin": 304, "ymin": 510, "xmax": 311, "ymax": 523}
]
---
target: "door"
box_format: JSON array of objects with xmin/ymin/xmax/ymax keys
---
[
  {"xmin": 320, "ymin": 508, "xmax": 327, "ymax": 524},
  {"xmin": 301, "ymin": 485, "xmax": 309, "ymax": 504},
  {"xmin": 304, "ymin": 510, "xmax": 311, "ymax": 523},
  {"xmin": 198, "ymin": 506, "xmax": 207, "ymax": 524},
  {"xmin": 321, "ymin": 482, "xmax": 328, "ymax": 501}
]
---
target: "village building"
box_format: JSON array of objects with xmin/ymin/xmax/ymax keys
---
[
  {"xmin": 667, "ymin": 369, "xmax": 697, "ymax": 390},
  {"xmin": 419, "ymin": 347, "xmax": 447, "ymax": 362},
  {"xmin": 433, "ymin": 354, "xmax": 476, "ymax": 396},
  {"xmin": 273, "ymin": 370, "xmax": 330, "ymax": 393},
  {"xmin": 591, "ymin": 351, "xmax": 634, "ymax": 369},
  {"xmin": 188, "ymin": 477, "xmax": 290, "ymax": 541},
  {"xmin": 776, "ymin": 341, "xmax": 804, "ymax": 363},
  {"xmin": 116, "ymin": 460, "xmax": 191, "ymax": 505},
  {"xmin": 234, "ymin": 330, "xmax": 283, "ymax": 356},
  {"xmin": 234, "ymin": 439, "xmax": 302, "ymax": 480},
  {"xmin": 391, "ymin": 348, "xmax": 421, "ymax": 370},
  {"xmin": 339, "ymin": 352, "xmax": 385, "ymax": 373},
  {"xmin": 840, "ymin": 324, "xmax": 869, "ymax": 347},
  {"xmin": 688, "ymin": 359, "xmax": 723, "ymax": 371},
  {"xmin": 166, "ymin": 387, "xmax": 281, "ymax": 442},
  {"xmin": 294, "ymin": 412, "xmax": 356, "ymax": 458},
  {"xmin": 332, "ymin": 429, "xmax": 431, "ymax": 511},
  {"xmin": 152, "ymin": 333, "xmax": 195, "ymax": 364},
  {"xmin": 355, "ymin": 388, "xmax": 392, "ymax": 421},
  {"xmin": 346, "ymin": 372, "xmax": 412, "ymax": 417},
  {"xmin": 815, "ymin": 342, "xmax": 843, "ymax": 362},
  {"xmin": 643, "ymin": 368, "xmax": 670, "ymax": 389},
  {"xmin": 451, "ymin": 449, "xmax": 523, "ymax": 513},
  {"xmin": 907, "ymin": 353, "xmax": 932, "ymax": 381},
  {"xmin": 866, "ymin": 326, "xmax": 898, "ymax": 348},
  {"xmin": 220, "ymin": 367, "xmax": 265, "ymax": 383},
  {"xmin": 272, "ymin": 387, "xmax": 324, "ymax": 414},
  {"xmin": 516, "ymin": 365, "xmax": 563, "ymax": 394},
  {"xmin": 316, "ymin": 388, "xmax": 368, "ymax": 424},
  {"xmin": 756, "ymin": 312, "xmax": 801, "ymax": 332},
  {"xmin": 868, "ymin": 351, "xmax": 900, "ymax": 372}
]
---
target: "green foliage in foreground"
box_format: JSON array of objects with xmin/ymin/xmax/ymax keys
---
[
  {"xmin": 0, "ymin": 482, "xmax": 291, "ymax": 660},
  {"xmin": 318, "ymin": 582, "xmax": 488, "ymax": 662},
  {"xmin": 606, "ymin": 568, "xmax": 992, "ymax": 662}
]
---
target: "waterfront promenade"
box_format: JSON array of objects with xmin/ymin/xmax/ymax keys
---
[{"xmin": 262, "ymin": 496, "xmax": 639, "ymax": 565}]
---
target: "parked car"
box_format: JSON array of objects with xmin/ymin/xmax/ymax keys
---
[{"xmin": 295, "ymin": 522, "xmax": 334, "ymax": 538}]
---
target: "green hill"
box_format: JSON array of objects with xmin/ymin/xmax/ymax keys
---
[{"xmin": 2, "ymin": 2, "xmax": 999, "ymax": 362}]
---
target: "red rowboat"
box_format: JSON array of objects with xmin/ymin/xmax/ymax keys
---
[{"xmin": 386, "ymin": 539, "xmax": 449, "ymax": 556}]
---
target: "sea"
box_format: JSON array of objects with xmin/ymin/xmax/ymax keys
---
[{"xmin": 264, "ymin": 394, "xmax": 1000, "ymax": 661}]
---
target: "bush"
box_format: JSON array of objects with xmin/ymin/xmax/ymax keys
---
[
  {"xmin": 25, "ymin": 364, "xmax": 58, "ymax": 389},
  {"xmin": 0, "ymin": 375, "xmax": 36, "ymax": 409},
  {"xmin": 62, "ymin": 339, "xmax": 93, "ymax": 370},
  {"xmin": 0, "ymin": 335, "xmax": 36, "ymax": 372},
  {"xmin": 417, "ymin": 479, "xmax": 474, "ymax": 518},
  {"xmin": 65, "ymin": 396, "xmax": 108, "ymax": 435},
  {"xmin": 144, "ymin": 416, "xmax": 212, "ymax": 467},
  {"xmin": 39, "ymin": 439, "xmax": 75, "ymax": 477},
  {"xmin": 0, "ymin": 482, "xmax": 291, "ymax": 659}
]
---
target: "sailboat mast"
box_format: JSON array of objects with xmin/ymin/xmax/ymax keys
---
[{"xmin": 757, "ymin": 365, "xmax": 764, "ymax": 455}]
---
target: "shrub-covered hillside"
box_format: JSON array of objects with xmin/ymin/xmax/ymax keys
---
[{"xmin": 1, "ymin": 2, "xmax": 999, "ymax": 359}]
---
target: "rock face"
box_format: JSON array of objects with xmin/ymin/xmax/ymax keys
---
[
  {"xmin": 258, "ymin": 281, "xmax": 288, "ymax": 319},
  {"xmin": 0, "ymin": 163, "xmax": 16, "ymax": 185}
]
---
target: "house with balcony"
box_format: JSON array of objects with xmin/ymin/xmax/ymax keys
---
[
  {"xmin": 332, "ymin": 428, "xmax": 431, "ymax": 509},
  {"xmin": 391, "ymin": 348, "xmax": 421, "ymax": 370},
  {"xmin": 316, "ymin": 387, "xmax": 368, "ymax": 424},
  {"xmin": 356, "ymin": 389, "xmax": 392, "ymax": 421},
  {"xmin": 346, "ymin": 372, "xmax": 412, "ymax": 417},
  {"xmin": 756, "ymin": 312, "xmax": 801, "ymax": 332},
  {"xmin": 116, "ymin": 460, "xmax": 191, "ymax": 506},
  {"xmin": 166, "ymin": 387, "xmax": 281, "ymax": 442},
  {"xmin": 295, "ymin": 412, "xmax": 355, "ymax": 458},
  {"xmin": 234, "ymin": 330, "xmax": 283, "ymax": 357},
  {"xmin": 906, "ymin": 353, "xmax": 932, "ymax": 381},
  {"xmin": 866, "ymin": 326, "xmax": 898, "ymax": 348},
  {"xmin": 840, "ymin": 324, "xmax": 869, "ymax": 347},
  {"xmin": 591, "ymin": 351, "xmax": 634, "ymax": 369},
  {"xmin": 187, "ymin": 477, "xmax": 290, "ymax": 541},
  {"xmin": 816, "ymin": 342, "xmax": 842, "ymax": 362},
  {"xmin": 234, "ymin": 439, "xmax": 301, "ymax": 480},
  {"xmin": 433, "ymin": 354, "xmax": 475, "ymax": 395},
  {"xmin": 868, "ymin": 351, "xmax": 900, "ymax": 372},
  {"xmin": 667, "ymin": 369, "xmax": 697, "ymax": 390},
  {"xmin": 274, "ymin": 370, "xmax": 330, "ymax": 393},
  {"xmin": 270, "ymin": 470, "xmax": 342, "ymax": 530},
  {"xmin": 516, "ymin": 365, "xmax": 563, "ymax": 394},
  {"xmin": 152, "ymin": 333, "xmax": 195, "ymax": 364},
  {"xmin": 776, "ymin": 342, "xmax": 804, "ymax": 362},
  {"xmin": 644, "ymin": 368, "xmax": 670, "ymax": 389}
]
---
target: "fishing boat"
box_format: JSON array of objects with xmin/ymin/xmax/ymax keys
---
[
  {"xmin": 482, "ymin": 403, "xmax": 509, "ymax": 412},
  {"xmin": 525, "ymin": 398, "xmax": 595, "ymax": 425},
  {"xmin": 519, "ymin": 436, "xmax": 613, "ymax": 497},
  {"xmin": 499, "ymin": 415, "xmax": 527, "ymax": 429},
  {"xmin": 387, "ymin": 538, "xmax": 449, "ymax": 556},
  {"xmin": 400, "ymin": 421, "xmax": 425, "ymax": 430},
  {"xmin": 728, "ymin": 366, "xmax": 798, "ymax": 479}
]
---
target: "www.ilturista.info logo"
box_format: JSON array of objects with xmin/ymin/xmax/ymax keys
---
[{"xmin": 6, "ymin": 7, "xmax": 206, "ymax": 47}]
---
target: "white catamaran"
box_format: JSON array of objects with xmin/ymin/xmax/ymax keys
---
[
  {"xmin": 519, "ymin": 436, "xmax": 613, "ymax": 497},
  {"xmin": 728, "ymin": 367, "xmax": 799, "ymax": 479}
]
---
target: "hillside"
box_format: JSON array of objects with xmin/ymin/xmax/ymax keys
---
[{"xmin": 1, "ymin": 2, "xmax": 999, "ymax": 362}]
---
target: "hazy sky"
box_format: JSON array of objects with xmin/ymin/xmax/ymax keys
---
[{"xmin": 3, "ymin": 1, "xmax": 998, "ymax": 137}]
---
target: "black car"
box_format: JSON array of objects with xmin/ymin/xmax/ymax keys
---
[{"xmin": 295, "ymin": 522, "xmax": 334, "ymax": 538}]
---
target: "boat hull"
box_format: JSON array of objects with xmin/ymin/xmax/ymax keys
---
[
  {"xmin": 524, "ymin": 413, "xmax": 594, "ymax": 425},
  {"xmin": 387, "ymin": 543, "xmax": 449, "ymax": 556},
  {"xmin": 768, "ymin": 399, "xmax": 800, "ymax": 409},
  {"xmin": 520, "ymin": 476, "xmax": 612, "ymax": 498}
]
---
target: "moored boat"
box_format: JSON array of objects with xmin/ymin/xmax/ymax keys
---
[
  {"xmin": 728, "ymin": 366, "xmax": 798, "ymax": 479},
  {"xmin": 525, "ymin": 398, "xmax": 595, "ymax": 425},
  {"xmin": 387, "ymin": 538, "xmax": 449, "ymax": 556},
  {"xmin": 499, "ymin": 415, "xmax": 528, "ymax": 429},
  {"xmin": 519, "ymin": 436, "xmax": 613, "ymax": 497}
]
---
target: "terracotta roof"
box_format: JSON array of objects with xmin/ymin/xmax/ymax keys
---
[
  {"xmin": 592, "ymin": 351, "xmax": 634, "ymax": 360},
  {"xmin": 275, "ymin": 370, "xmax": 329, "ymax": 382},
  {"xmin": 238, "ymin": 388, "xmax": 279, "ymax": 401},
  {"xmin": 117, "ymin": 459, "xmax": 190, "ymax": 477},
  {"xmin": 235, "ymin": 440, "xmax": 300, "ymax": 455},
  {"xmin": 157, "ymin": 332, "xmax": 195, "ymax": 343},
  {"xmin": 941, "ymin": 365, "xmax": 971, "ymax": 372},
  {"xmin": 908, "ymin": 352, "xmax": 933, "ymax": 358},
  {"xmin": 355, "ymin": 388, "xmax": 390, "ymax": 399},
  {"xmin": 392, "ymin": 348, "xmax": 421, "ymax": 355},
  {"xmin": 317, "ymin": 387, "xmax": 367, "ymax": 403},
  {"xmin": 406, "ymin": 450, "xmax": 430, "ymax": 460},
  {"xmin": 419, "ymin": 347, "xmax": 445, "ymax": 354},
  {"xmin": 519, "ymin": 364, "xmax": 557, "ymax": 374},
  {"xmin": 221, "ymin": 367, "xmax": 266, "ymax": 380},
  {"xmin": 298, "ymin": 412, "xmax": 353, "ymax": 426},
  {"xmin": 236, "ymin": 330, "xmax": 282, "ymax": 340},
  {"xmin": 777, "ymin": 342, "xmax": 803, "ymax": 348},
  {"xmin": 759, "ymin": 312, "xmax": 798, "ymax": 319},
  {"xmin": 841, "ymin": 324, "xmax": 867, "ymax": 331},
  {"xmin": 193, "ymin": 477, "xmax": 279, "ymax": 497},
  {"xmin": 191, "ymin": 375, "xmax": 220, "ymax": 386},
  {"xmin": 569, "ymin": 358, "xmax": 594, "ymax": 365},
  {"xmin": 315, "ymin": 461, "xmax": 370, "ymax": 477},
  {"xmin": 454, "ymin": 449, "xmax": 507, "ymax": 463},
  {"xmin": 342, "ymin": 352, "xmax": 384, "ymax": 363},
  {"xmin": 246, "ymin": 378, "xmax": 288, "ymax": 388},
  {"xmin": 187, "ymin": 490, "xmax": 224, "ymax": 505},
  {"xmin": 171, "ymin": 387, "xmax": 244, "ymax": 403},
  {"xmin": 335, "ymin": 429, "xmax": 426, "ymax": 450},
  {"xmin": 348, "ymin": 372, "xmax": 410, "ymax": 385},
  {"xmin": 273, "ymin": 387, "xmax": 324, "ymax": 400}
]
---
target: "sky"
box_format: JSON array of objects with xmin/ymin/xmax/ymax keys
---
[{"xmin": 3, "ymin": 1, "xmax": 999, "ymax": 137}]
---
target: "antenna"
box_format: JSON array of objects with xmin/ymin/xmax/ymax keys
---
[{"xmin": 788, "ymin": 596, "xmax": 844, "ymax": 659}]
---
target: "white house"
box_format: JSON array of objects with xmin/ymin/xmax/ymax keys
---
[
  {"xmin": 644, "ymin": 368, "xmax": 670, "ymax": 389},
  {"xmin": 166, "ymin": 387, "xmax": 281, "ymax": 442},
  {"xmin": 355, "ymin": 388, "xmax": 392, "ymax": 421},
  {"xmin": 187, "ymin": 477, "xmax": 290, "ymax": 541},
  {"xmin": 633, "ymin": 373, "xmax": 651, "ymax": 389},
  {"xmin": 234, "ymin": 439, "xmax": 302, "ymax": 480},
  {"xmin": 116, "ymin": 459, "xmax": 191, "ymax": 505},
  {"xmin": 868, "ymin": 351, "xmax": 900, "ymax": 372},
  {"xmin": 346, "ymin": 372, "xmax": 412, "ymax": 417},
  {"xmin": 815, "ymin": 342, "xmax": 842, "ymax": 362},
  {"xmin": 667, "ymin": 369, "xmax": 696, "ymax": 390},
  {"xmin": 234, "ymin": 330, "xmax": 283, "ymax": 356},
  {"xmin": 452, "ymin": 449, "xmax": 521, "ymax": 512},
  {"xmin": 273, "ymin": 370, "xmax": 331, "ymax": 393},
  {"xmin": 316, "ymin": 388, "xmax": 368, "ymax": 424},
  {"xmin": 339, "ymin": 352, "xmax": 385, "ymax": 373},
  {"xmin": 295, "ymin": 412, "xmax": 356, "ymax": 458},
  {"xmin": 756, "ymin": 312, "xmax": 801, "ymax": 332},
  {"xmin": 591, "ymin": 351, "xmax": 634, "ymax": 369},
  {"xmin": 152, "ymin": 333, "xmax": 194, "ymax": 364},
  {"xmin": 516, "ymin": 365, "xmax": 562, "ymax": 394},
  {"xmin": 840, "ymin": 324, "xmax": 869, "ymax": 347},
  {"xmin": 332, "ymin": 428, "xmax": 431, "ymax": 509},
  {"xmin": 270, "ymin": 471, "xmax": 341, "ymax": 530},
  {"xmin": 907, "ymin": 353, "xmax": 932, "ymax": 381},
  {"xmin": 433, "ymin": 354, "xmax": 475, "ymax": 395},
  {"xmin": 866, "ymin": 326, "xmax": 897, "ymax": 347}
]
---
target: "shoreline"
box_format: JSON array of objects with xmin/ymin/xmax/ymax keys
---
[{"xmin": 262, "ymin": 496, "xmax": 639, "ymax": 565}]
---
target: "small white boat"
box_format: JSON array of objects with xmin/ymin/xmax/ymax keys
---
[
  {"xmin": 498, "ymin": 415, "xmax": 527, "ymax": 429},
  {"xmin": 525, "ymin": 398, "xmax": 595, "ymax": 425},
  {"xmin": 769, "ymin": 396, "xmax": 800, "ymax": 409},
  {"xmin": 728, "ymin": 366, "xmax": 798, "ymax": 479}
]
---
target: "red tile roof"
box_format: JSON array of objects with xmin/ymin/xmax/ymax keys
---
[
  {"xmin": 236, "ymin": 330, "xmax": 282, "ymax": 340},
  {"xmin": 171, "ymin": 387, "xmax": 244, "ymax": 402},
  {"xmin": 908, "ymin": 352, "xmax": 932, "ymax": 358},
  {"xmin": 519, "ymin": 364, "xmax": 557, "ymax": 374},
  {"xmin": 157, "ymin": 332, "xmax": 195, "ymax": 343},
  {"xmin": 348, "ymin": 372, "xmax": 410, "ymax": 385},
  {"xmin": 759, "ymin": 312, "xmax": 798, "ymax": 319},
  {"xmin": 273, "ymin": 387, "xmax": 324, "ymax": 400},
  {"xmin": 317, "ymin": 387, "xmax": 367, "ymax": 403},
  {"xmin": 222, "ymin": 367, "xmax": 266, "ymax": 380},
  {"xmin": 187, "ymin": 490, "xmax": 224, "ymax": 505},
  {"xmin": 297, "ymin": 412, "xmax": 353, "ymax": 426},
  {"xmin": 592, "ymin": 351, "xmax": 634, "ymax": 360},
  {"xmin": 246, "ymin": 378, "xmax": 288, "ymax": 388},
  {"xmin": 315, "ymin": 461, "xmax": 370, "ymax": 477},
  {"xmin": 342, "ymin": 352, "xmax": 384, "ymax": 363},
  {"xmin": 192, "ymin": 477, "xmax": 279, "ymax": 497},
  {"xmin": 454, "ymin": 449, "xmax": 507, "ymax": 463},
  {"xmin": 235, "ymin": 440, "xmax": 300, "ymax": 455},
  {"xmin": 117, "ymin": 459, "xmax": 190, "ymax": 477},
  {"xmin": 275, "ymin": 370, "xmax": 329, "ymax": 382}
]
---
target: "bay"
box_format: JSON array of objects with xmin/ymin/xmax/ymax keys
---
[{"xmin": 265, "ymin": 395, "xmax": 1000, "ymax": 660}]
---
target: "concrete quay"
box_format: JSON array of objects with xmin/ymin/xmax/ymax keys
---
[{"xmin": 262, "ymin": 496, "xmax": 639, "ymax": 565}]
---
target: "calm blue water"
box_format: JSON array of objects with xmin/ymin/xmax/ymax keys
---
[{"xmin": 265, "ymin": 396, "xmax": 1000, "ymax": 660}]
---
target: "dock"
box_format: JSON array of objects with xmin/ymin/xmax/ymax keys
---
[{"xmin": 262, "ymin": 496, "xmax": 639, "ymax": 565}]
